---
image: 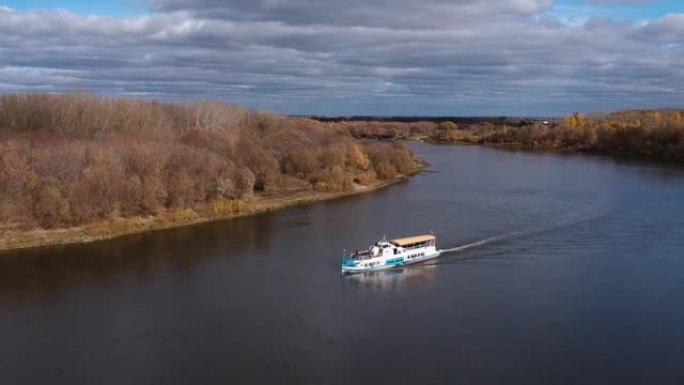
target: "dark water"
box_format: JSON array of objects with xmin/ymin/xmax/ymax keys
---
[{"xmin": 2, "ymin": 143, "xmax": 684, "ymax": 384}]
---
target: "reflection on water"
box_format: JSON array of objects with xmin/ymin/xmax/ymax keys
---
[
  {"xmin": 341, "ymin": 264, "xmax": 436, "ymax": 290},
  {"xmin": 0, "ymin": 213, "xmax": 276, "ymax": 303}
]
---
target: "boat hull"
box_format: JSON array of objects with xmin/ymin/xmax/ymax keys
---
[{"xmin": 341, "ymin": 251, "xmax": 441, "ymax": 274}]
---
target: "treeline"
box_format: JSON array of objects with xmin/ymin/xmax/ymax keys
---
[
  {"xmin": 332, "ymin": 119, "xmax": 519, "ymax": 140},
  {"xmin": 339, "ymin": 121, "xmax": 437, "ymax": 140},
  {"xmin": 308, "ymin": 115, "xmax": 538, "ymax": 126},
  {"xmin": 0, "ymin": 93, "xmax": 421, "ymax": 230},
  {"xmin": 334, "ymin": 109, "xmax": 684, "ymax": 163},
  {"xmin": 457, "ymin": 110, "xmax": 684, "ymax": 162}
]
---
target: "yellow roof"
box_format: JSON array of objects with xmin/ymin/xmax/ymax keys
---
[{"xmin": 390, "ymin": 234, "xmax": 435, "ymax": 247}]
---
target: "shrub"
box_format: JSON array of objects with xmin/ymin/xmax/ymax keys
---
[{"xmin": 33, "ymin": 184, "xmax": 70, "ymax": 228}]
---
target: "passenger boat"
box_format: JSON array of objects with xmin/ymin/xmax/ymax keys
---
[{"xmin": 341, "ymin": 234, "xmax": 440, "ymax": 274}]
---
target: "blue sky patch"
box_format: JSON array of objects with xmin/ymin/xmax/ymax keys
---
[
  {"xmin": 1, "ymin": 0, "xmax": 147, "ymax": 16},
  {"xmin": 552, "ymin": 0, "xmax": 683, "ymax": 22},
  {"xmin": 3, "ymin": 0, "xmax": 683, "ymax": 20}
]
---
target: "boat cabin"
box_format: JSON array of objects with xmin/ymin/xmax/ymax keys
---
[{"xmin": 351, "ymin": 234, "xmax": 435, "ymax": 260}]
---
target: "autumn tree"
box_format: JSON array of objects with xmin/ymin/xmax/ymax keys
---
[{"xmin": 0, "ymin": 93, "xmax": 425, "ymax": 231}]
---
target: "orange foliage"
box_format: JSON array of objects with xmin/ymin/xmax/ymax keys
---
[{"xmin": 0, "ymin": 93, "xmax": 421, "ymax": 229}]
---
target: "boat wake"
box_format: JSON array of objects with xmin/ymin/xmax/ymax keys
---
[
  {"xmin": 438, "ymin": 207, "xmax": 610, "ymax": 257},
  {"xmin": 439, "ymin": 232, "xmax": 520, "ymax": 254}
]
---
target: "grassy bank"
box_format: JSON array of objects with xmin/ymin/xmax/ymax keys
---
[{"xmin": 0, "ymin": 171, "xmax": 420, "ymax": 252}]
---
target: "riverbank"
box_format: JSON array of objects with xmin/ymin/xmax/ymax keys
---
[
  {"xmin": 0, "ymin": 172, "xmax": 419, "ymax": 252},
  {"xmin": 336, "ymin": 109, "xmax": 684, "ymax": 165}
]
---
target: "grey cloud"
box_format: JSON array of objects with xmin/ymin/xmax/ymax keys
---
[
  {"xmin": 0, "ymin": 2, "xmax": 683, "ymax": 115},
  {"xmin": 148, "ymin": 0, "xmax": 554, "ymax": 28},
  {"xmin": 635, "ymin": 14, "xmax": 684, "ymax": 42}
]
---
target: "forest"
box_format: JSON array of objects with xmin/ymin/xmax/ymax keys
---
[
  {"xmin": 453, "ymin": 110, "xmax": 684, "ymax": 163},
  {"xmin": 0, "ymin": 94, "xmax": 421, "ymax": 231},
  {"xmin": 331, "ymin": 109, "xmax": 684, "ymax": 163}
]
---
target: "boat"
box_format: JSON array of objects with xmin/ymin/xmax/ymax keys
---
[{"xmin": 341, "ymin": 234, "xmax": 441, "ymax": 274}]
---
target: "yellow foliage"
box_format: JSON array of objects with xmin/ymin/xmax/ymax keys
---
[
  {"xmin": 165, "ymin": 208, "xmax": 199, "ymax": 223},
  {"xmin": 355, "ymin": 170, "xmax": 377, "ymax": 186},
  {"xmin": 348, "ymin": 144, "xmax": 370, "ymax": 170},
  {"xmin": 204, "ymin": 199, "xmax": 246, "ymax": 217},
  {"xmin": 25, "ymin": 172, "xmax": 40, "ymax": 190},
  {"xmin": 563, "ymin": 112, "xmax": 585, "ymax": 128}
]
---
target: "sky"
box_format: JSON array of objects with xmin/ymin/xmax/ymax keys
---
[{"xmin": 1, "ymin": 0, "xmax": 683, "ymax": 116}]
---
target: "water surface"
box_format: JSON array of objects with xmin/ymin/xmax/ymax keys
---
[{"xmin": 1, "ymin": 143, "xmax": 684, "ymax": 384}]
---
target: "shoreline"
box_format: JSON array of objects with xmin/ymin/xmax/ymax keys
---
[{"xmin": 0, "ymin": 171, "xmax": 421, "ymax": 253}]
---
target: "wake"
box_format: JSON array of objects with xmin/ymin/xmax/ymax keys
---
[
  {"xmin": 439, "ymin": 232, "xmax": 521, "ymax": 254},
  {"xmin": 438, "ymin": 207, "xmax": 610, "ymax": 257}
]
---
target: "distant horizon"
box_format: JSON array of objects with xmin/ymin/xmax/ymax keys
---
[
  {"xmin": 294, "ymin": 106, "xmax": 684, "ymax": 119},
  {"xmin": 2, "ymin": 0, "xmax": 684, "ymax": 116},
  {"xmin": 4, "ymin": 89, "xmax": 683, "ymax": 120}
]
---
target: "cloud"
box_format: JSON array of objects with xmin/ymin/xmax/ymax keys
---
[
  {"xmin": 0, "ymin": 1, "xmax": 683, "ymax": 115},
  {"xmin": 148, "ymin": 0, "xmax": 554, "ymax": 28}
]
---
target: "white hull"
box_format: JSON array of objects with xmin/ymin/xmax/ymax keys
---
[{"xmin": 341, "ymin": 249, "xmax": 441, "ymax": 274}]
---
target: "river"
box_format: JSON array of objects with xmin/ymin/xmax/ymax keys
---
[{"xmin": 1, "ymin": 143, "xmax": 684, "ymax": 384}]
